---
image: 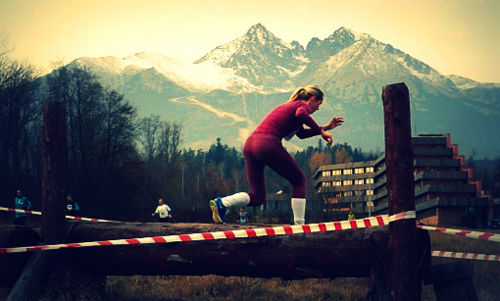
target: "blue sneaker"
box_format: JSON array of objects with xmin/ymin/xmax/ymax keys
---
[{"xmin": 209, "ymin": 197, "xmax": 228, "ymax": 224}]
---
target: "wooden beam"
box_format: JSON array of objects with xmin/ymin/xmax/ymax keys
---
[
  {"xmin": 6, "ymin": 252, "xmax": 58, "ymax": 301},
  {"xmin": 68, "ymin": 222, "xmax": 390, "ymax": 279},
  {"xmin": 0, "ymin": 226, "xmax": 40, "ymax": 287},
  {"xmin": 382, "ymin": 83, "xmax": 419, "ymax": 300},
  {"xmin": 68, "ymin": 222, "xmax": 432, "ymax": 279},
  {"xmin": 0, "ymin": 222, "xmax": 431, "ymax": 281}
]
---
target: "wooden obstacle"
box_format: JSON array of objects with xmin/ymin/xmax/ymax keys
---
[{"xmin": 0, "ymin": 222, "xmax": 430, "ymax": 280}]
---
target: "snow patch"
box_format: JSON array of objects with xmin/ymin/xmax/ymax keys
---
[
  {"xmin": 170, "ymin": 96, "xmax": 247, "ymax": 122},
  {"xmin": 77, "ymin": 52, "xmax": 258, "ymax": 93}
]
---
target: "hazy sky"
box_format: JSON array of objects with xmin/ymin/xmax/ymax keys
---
[{"xmin": 1, "ymin": 0, "xmax": 498, "ymax": 82}]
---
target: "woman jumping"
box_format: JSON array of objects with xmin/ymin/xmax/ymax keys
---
[{"xmin": 210, "ymin": 84, "xmax": 344, "ymax": 224}]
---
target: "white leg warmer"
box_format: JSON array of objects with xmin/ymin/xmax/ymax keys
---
[
  {"xmin": 291, "ymin": 198, "xmax": 306, "ymax": 225},
  {"xmin": 221, "ymin": 192, "xmax": 250, "ymax": 208}
]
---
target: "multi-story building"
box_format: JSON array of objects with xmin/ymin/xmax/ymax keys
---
[{"xmin": 314, "ymin": 134, "xmax": 492, "ymax": 228}]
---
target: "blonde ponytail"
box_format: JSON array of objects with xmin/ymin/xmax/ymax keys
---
[{"xmin": 288, "ymin": 84, "xmax": 324, "ymax": 102}]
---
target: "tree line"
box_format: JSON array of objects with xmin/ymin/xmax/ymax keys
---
[{"xmin": 1, "ymin": 48, "xmax": 499, "ymax": 222}]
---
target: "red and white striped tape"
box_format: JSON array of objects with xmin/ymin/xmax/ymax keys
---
[
  {"xmin": 0, "ymin": 206, "xmax": 119, "ymax": 223},
  {"xmin": 0, "ymin": 206, "xmax": 41, "ymax": 216},
  {"xmin": 64, "ymin": 215, "xmax": 119, "ymax": 223},
  {"xmin": 0, "ymin": 214, "xmax": 403, "ymax": 254},
  {"xmin": 432, "ymin": 250, "xmax": 500, "ymax": 262},
  {"xmin": 388, "ymin": 210, "xmax": 416, "ymax": 223},
  {"xmin": 417, "ymin": 225, "xmax": 500, "ymax": 243}
]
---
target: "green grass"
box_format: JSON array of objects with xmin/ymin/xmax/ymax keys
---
[{"xmin": 106, "ymin": 276, "xmax": 372, "ymax": 301}]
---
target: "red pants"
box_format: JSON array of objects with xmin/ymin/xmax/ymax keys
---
[{"xmin": 243, "ymin": 135, "xmax": 306, "ymax": 206}]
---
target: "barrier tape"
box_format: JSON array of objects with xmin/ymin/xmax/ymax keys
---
[
  {"xmin": 0, "ymin": 206, "xmax": 41, "ymax": 216},
  {"xmin": 0, "ymin": 206, "xmax": 120, "ymax": 223},
  {"xmin": 0, "ymin": 213, "xmax": 418, "ymax": 254},
  {"xmin": 432, "ymin": 250, "xmax": 500, "ymax": 262},
  {"xmin": 388, "ymin": 210, "xmax": 416, "ymax": 223},
  {"xmin": 417, "ymin": 225, "xmax": 500, "ymax": 243}
]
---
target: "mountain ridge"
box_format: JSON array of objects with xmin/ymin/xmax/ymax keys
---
[{"xmin": 56, "ymin": 24, "xmax": 500, "ymax": 158}]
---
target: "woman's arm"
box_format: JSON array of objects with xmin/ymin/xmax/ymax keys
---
[
  {"xmin": 296, "ymin": 126, "xmax": 333, "ymax": 145},
  {"xmin": 296, "ymin": 126, "xmax": 320, "ymax": 139},
  {"xmin": 323, "ymin": 116, "xmax": 344, "ymax": 131},
  {"xmin": 295, "ymin": 106, "xmax": 323, "ymax": 134}
]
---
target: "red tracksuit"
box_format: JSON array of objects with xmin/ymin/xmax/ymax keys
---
[{"xmin": 243, "ymin": 100, "xmax": 322, "ymax": 206}]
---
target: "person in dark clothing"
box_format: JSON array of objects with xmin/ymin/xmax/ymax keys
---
[
  {"xmin": 65, "ymin": 194, "xmax": 80, "ymax": 214},
  {"xmin": 14, "ymin": 189, "xmax": 32, "ymax": 225},
  {"xmin": 210, "ymin": 85, "xmax": 343, "ymax": 224},
  {"xmin": 239, "ymin": 207, "xmax": 249, "ymax": 225}
]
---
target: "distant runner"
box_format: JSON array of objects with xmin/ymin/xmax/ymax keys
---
[
  {"xmin": 152, "ymin": 198, "xmax": 172, "ymax": 222},
  {"xmin": 210, "ymin": 85, "xmax": 343, "ymax": 224}
]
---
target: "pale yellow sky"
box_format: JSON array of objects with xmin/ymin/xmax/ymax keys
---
[{"xmin": 1, "ymin": 0, "xmax": 498, "ymax": 82}]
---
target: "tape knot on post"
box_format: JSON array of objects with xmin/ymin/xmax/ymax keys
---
[{"xmin": 388, "ymin": 210, "xmax": 416, "ymax": 223}]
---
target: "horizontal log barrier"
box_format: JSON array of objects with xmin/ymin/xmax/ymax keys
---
[{"xmin": 0, "ymin": 222, "xmax": 431, "ymax": 281}]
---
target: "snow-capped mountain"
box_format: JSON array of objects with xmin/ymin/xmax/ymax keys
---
[
  {"xmin": 57, "ymin": 24, "xmax": 500, "ymax": 158},
  {"xmin": 69, "ymin": 52, "xmax": 257, "ymax": 93},
  {"xmin": 195, "ymin": 23, "xmax": 308, "ymax": 89}
]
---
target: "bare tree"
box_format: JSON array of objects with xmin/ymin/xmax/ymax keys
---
[{"xmin": 0, "ymin": 53, "xmax": 40, "ymax": 198}]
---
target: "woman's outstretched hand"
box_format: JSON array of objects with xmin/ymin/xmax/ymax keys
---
[
  {"xmin": 321, "ymin": 129, "xmax": 333, "ymax": 145},
  {"xmin": 324, "ymin": 116, "xmax": 344, "ymax": 130}
]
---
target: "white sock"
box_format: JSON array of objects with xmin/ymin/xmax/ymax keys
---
[
  {"xmin": 291, "ymin": 198, "xmax": 306, "ymax": 225},
  {"xmin": 221, "ymin": 192, "xmax": 250, "ymax": 208}
]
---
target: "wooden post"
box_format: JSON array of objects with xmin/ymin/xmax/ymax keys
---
[
  {"xmin": 6, "ymin": 102, "xmax": 68, "ymax": 301},
  {"xmin": 382, "ymin": 83, "xmax": 418, "ymax": 300},
  {"xmin": 41, "ymin": 101, "xmax": 67, "ymax": 243}
]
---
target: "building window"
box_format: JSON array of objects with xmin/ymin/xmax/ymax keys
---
[
  {"xmin": 333, "ymin": 181, "xmax": 342, "ymax": 186},
  {"xmin": 332, "ymin": 169, "xmax": 341, "ymax": 176},
  {"xmin": 344, "ymin": 191, "xmax": 353, "ymax": 197},
  {"xmin": 322, "ymin": 181, "xmax": 331, "ymax": 187},
  {"xmin": 355, "ymin": 179, "xmax": 365, "ymax": 185},
  {"xmin": 354, "ymin": 190, "xmax": 364, "ymax": 196},
  {"xmin": 366, "ymin": 167, "xmax": 374, "ymax": 173},
  {"xmin": 366, "ymin": 178, "xmax": 374, "ymax": 184},
  {"xmin": 354, "ymin": 168, "xmax": 364, "ymax": 174},
  {"xmin": 322, "ymin": 170, "xmax": 331, "ymax": 177},
  {"xmin": 343, "ymin": 169, "xmax": 352, "ymax": 175},
  {"xmin": 343, "ymin": 180, "xmax": 353, "ymax": 186},
  {"xmin": 366, "ymin": 189, "xmax": 374, "ymax": 195},
  {"xmin": 327, "ymin": 197, "xmax": 339, "ymax": 204}
]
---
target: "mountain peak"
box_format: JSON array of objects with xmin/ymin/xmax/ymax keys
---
[
  {"xmin": 329, "ymin": 26, "xmax": 370, "ymax": 42},
  {"xmin": 335, "ymin": 26, "xmax": 354, "ymax": 34},
  {"xmin": 329, "ymin": 26, "xmax": 356, "ymax": 41},
  {"xmin": 245, "ymin": 23, "xmax": 274, "ymax": 44},
  {"xmin": 247, "ymin": 23, "xmax": 268, "ymax": 34}
]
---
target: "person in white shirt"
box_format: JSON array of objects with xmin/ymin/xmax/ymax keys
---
[{"xmin": 152, "ymin": 198, "xmax": 172, "ymax": 222}]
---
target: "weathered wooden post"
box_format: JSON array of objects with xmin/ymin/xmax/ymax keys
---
[
  {"xmin": 41, "ymin": 101, "xmax": 67, "ymax": 243},
  {"xmin": 7, "ymin": 101, "xmax": 68, "ymax": 301},
  {"xmin": 382, "ymin": 83, "xmax": 418, "ymax": 300}
]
